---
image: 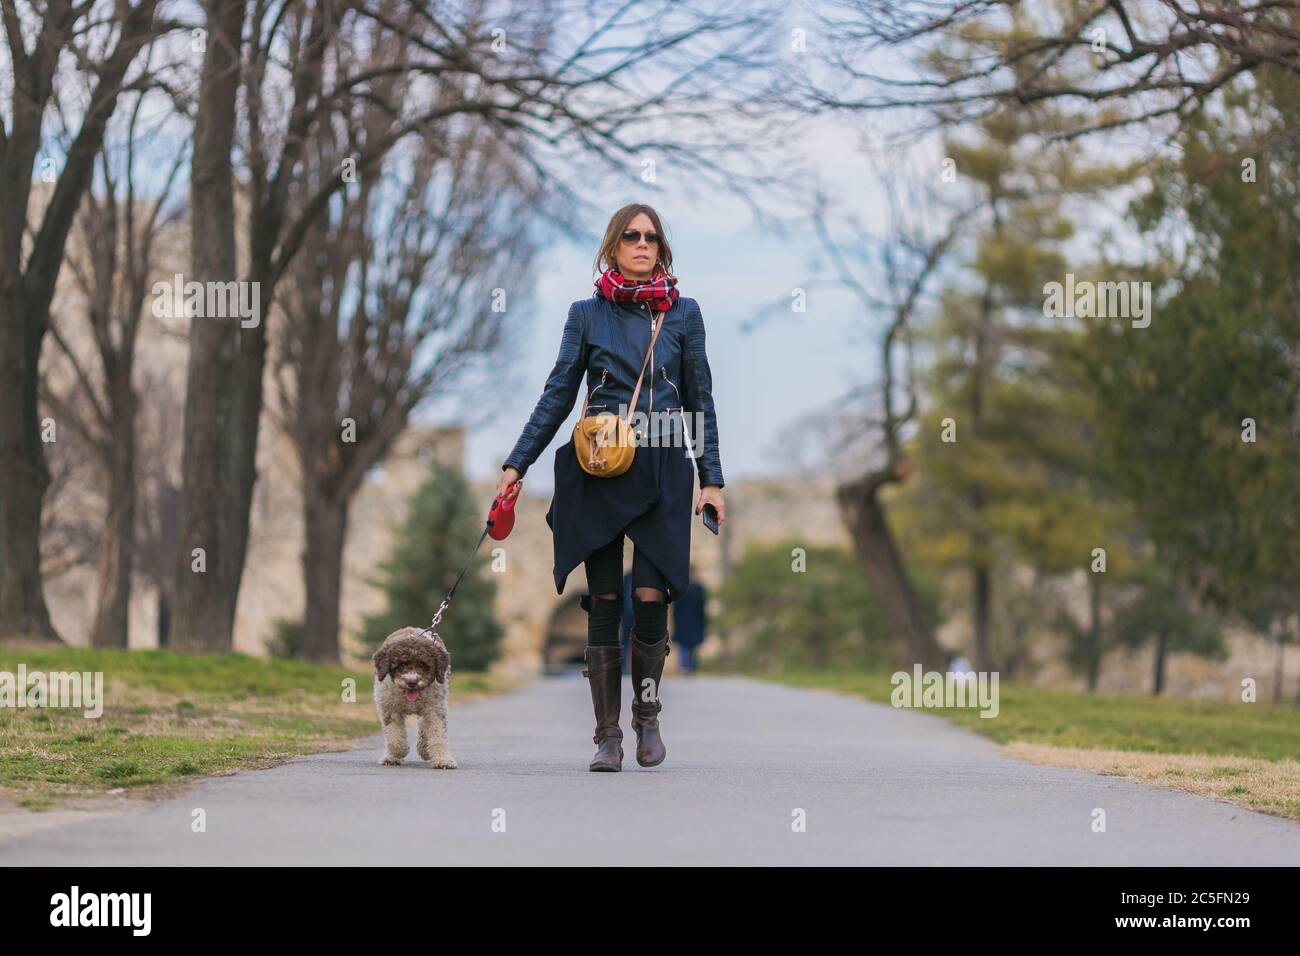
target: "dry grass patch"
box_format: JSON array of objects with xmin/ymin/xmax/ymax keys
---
[{"xmin": 1004, "ymin": 742, "xmax": 1300, "ymax": 823}]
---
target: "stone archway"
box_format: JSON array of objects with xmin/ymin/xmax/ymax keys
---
[{"xmin": 543, "ymin": 594, "xmax": 589, "ymax": 675}]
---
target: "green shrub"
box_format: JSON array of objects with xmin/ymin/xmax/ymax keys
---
[
  {"xmin": 359, "ymin": 461, "xmax": 503, "ymax": 671},
  {"xmin": 716, "ymin": 539, "xmax": 942, "ymax": 672},
  {"xmin": 266, "ymin": 617, "xmax": 304, "ymax": 659}
]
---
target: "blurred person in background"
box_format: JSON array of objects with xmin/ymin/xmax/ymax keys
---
[{"xmin": 672, "ymin": 571, "xmax": 707, "ymax": 675}]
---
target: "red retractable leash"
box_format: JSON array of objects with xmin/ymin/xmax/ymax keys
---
[{"xmin": 417, "ymin": 481, "xmax": 521, "ymax": 640}]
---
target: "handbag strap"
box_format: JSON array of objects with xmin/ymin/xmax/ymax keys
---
[{"xmin": 627, "ymin": 308, "xmax": 665, "ymax": 420}]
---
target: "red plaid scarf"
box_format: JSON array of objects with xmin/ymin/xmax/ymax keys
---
[{"xmin": 595, "ymin": 265, "xmax": 680, "ymax": 313}]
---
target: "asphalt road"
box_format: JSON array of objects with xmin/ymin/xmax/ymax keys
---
[{"xmin": 4, "ymin": 676, "xmax": 1298, "ymax": 865}]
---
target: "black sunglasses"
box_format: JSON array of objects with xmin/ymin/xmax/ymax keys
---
[{"xmin": 620, "ymin": 229, "xmax": 660, "ymax": 245}]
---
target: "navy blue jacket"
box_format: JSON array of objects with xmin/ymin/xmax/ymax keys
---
[{"xmin": 503, "ymin": 293, "xmax": 724, "ymax": 488}]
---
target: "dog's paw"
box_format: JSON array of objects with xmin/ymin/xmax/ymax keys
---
[
  {"xmin": 425, "ymin": 755, "xmax": 457, "ymax": 770},
  {"xmin": 379, "ymin": 755, "xmax": 404, "ymax": 766}
]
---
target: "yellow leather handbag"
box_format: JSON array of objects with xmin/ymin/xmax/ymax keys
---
[{"xmin": 573, "ymin": 308, "xmax": 665, "ymax": 477}]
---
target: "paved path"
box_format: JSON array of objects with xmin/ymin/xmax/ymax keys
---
[{"xmin": 3, "ymin": 677, "xmax": 1298, "ymax": 865}]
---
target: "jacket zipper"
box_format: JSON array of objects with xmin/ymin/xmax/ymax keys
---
[
  {"xmin": 587, "ymin": 368, "xmax": 610, "ymax": 411},
  {"xmin": 646, "ymin": 306, "xmax": 654, "ymax": 417},
  {"xmin": 661, "ymin": 365, "xmax": 695, "ymax": 457},
  {"xmin": 659, "ymin": 365, "xmax": 681, "ymax": 407},
  {"xmin": 665, "ymin": 361, "xmax": 696, "ymax": 460}
]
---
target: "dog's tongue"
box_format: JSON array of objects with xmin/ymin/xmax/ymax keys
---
[{"xmin": 404, "ymin": 689, "xmax": 421, "ymax": 703}]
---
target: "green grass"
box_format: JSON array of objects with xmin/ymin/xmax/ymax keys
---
[
  {"xmin": 0, "ymin": 646, "xmax": 510, "ymax": 806},
  {"xmin": 766, "ymin": 669, "xmax": 1300, "ymax": 761}
]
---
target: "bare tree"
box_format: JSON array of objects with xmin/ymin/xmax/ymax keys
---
[
  {"xmin": 135, "ymin": 363, "xmax": 184, "ymax": 647},
  {"xmin": 42, "ymin": 86, "xmax": 185, "ymax": 647},
  {"xmin": 795, "ymin": 0, "xmax": 1300, "ymax": 141},
  {"xmin": 36, "ymin": 439, "xmax": 101, "ymax": 582},
  {"xmin": 813, "ymin": 180, "xmax": 973, "ymax": 671},
  {"xmin": 0, "ymin": 0, "xmax": 164, "ymax": 642},
  {"xmin": 171, "ymin": 0, "xmax": 248, "ymax": 653},
  {"xmin": 173, "ymin": 0, "xmax": 785, "ymax": 652},
  {"xmin": 274, "ymin": 71, "xmax": 548, "ymax": 662}
]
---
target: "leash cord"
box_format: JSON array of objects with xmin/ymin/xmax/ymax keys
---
[{"xmin": 418, "ymin": 520, "xmax": 493, "ymax": 641}]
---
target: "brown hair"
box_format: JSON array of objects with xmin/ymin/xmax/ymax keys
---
[{"xmin": 593, "ymin": 203, "xmax": 674, "ymax": 276}]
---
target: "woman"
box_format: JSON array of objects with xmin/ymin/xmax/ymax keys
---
[{"xmin": 496, "ymin": 203, "xmax": 726, "ymax": 772}]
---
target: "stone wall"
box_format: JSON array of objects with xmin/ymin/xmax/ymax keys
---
[{"xmin": 43, "ymin": 419, "xmax": 1299, "ymax": 702}]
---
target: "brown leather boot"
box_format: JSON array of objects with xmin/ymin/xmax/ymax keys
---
[
  {"xmin": 583, "ymin": 645, "xmax": 623, "ymax": 772},
  {"xmin": 629, "ymin": 630, "xmax": 670, "ymax": 767}
]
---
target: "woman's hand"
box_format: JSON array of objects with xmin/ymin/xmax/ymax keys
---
[
  {"xmin": 696, "ymin": 485, "xmax": 725, "ymax": 526},
  {"xmin": 497, "ymin": 467, "xmax": 523, "ymax": 501}
]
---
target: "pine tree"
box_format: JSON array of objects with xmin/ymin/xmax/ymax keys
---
[
  {"xmin": 1109, "ymin": 562, "xmax": 1226, "ymax": 696},
  {"xmin": 897, "ymin": 102, "xmax": 1141, "ymax": 678},
  {"xmin": 359, "ymin": 462, "xmax": 503, "ymax": 671},
  {"xmin": 1084, "ymin": 70, "xmax": 1300, "ymax": 698}
]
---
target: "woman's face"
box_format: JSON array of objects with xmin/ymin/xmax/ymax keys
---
[{"xmin": 614, "ymin": 212, "xmax": 659, "ymax": 281}]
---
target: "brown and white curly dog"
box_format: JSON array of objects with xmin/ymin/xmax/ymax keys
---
[{"xmin": 372, "ymin": 627, "xmax": 456, "ymax": 769}]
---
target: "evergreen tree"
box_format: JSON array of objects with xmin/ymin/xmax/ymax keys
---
[
  {"xmin": 897, "ymin": 103, "xmax": 1141, "ymax": 677},
  {"xmin": 1084, "ymin": 70, "xmax": 1300, "ymax": 660},
  {"xmin": 360, "ymin": 462, "xmax": 503, "ymax": 671},
  {"xmin": 1110, "ymin": 562, "xmax": 1226, "ymax": 696}
]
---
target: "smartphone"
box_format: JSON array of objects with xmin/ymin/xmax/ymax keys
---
[{"xmin": 702, "ymin": 503, "xmax": 720, "ymax": 535}]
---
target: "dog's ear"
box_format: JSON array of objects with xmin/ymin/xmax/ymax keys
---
[
  {"xmin": 433, "ymin": 643, "xmax": 450, "ymax": 684},
  {"xmin": 372, "ymin": 646, "xmax": 389, "ymax": 681},
  {"xmin": 415, "ymin": 637, "xmax": 449, "ymax": 684}
]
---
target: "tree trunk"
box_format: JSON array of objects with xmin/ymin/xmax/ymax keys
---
[
  {"xmin": 300, "ymin": 490, "xmax": 349, "ymax": 664},
  {"xmin": 1004, "ymin": 606, "xmax": 1027, "ymax": 678},
  {"xmin": 0, "ymin": 286, "xmax": 58, "ymax": 642},
  {"xmin": 1085, "ymin": 574, "xmax": 1103, "ymax": 691},
  {"xmin": 967, "ymin": 276, "xmax": 994, "ymax": 673},
  {"xmin": 1152, "ymin": 630, "xmax": 1168, "ymax": 696},
  {"xmin": 1274, "ymin": 632, "xmax": 1285, "ymax": 704},
  {"xmin": 973, "ymin": 563, "xmax": 992, "ymax": 673},
  {"xmin": 171, "ymin": 0, "xmax": 250, "ymax": 653},
  {"xmin": 0, "ymin": 0, "xmax": 159, "ymax": 645},
  {"xmin": 156, "ymin": 589, "xmax": 171, "ymax": 648},
  {"xmin": 90, "ymin": 383, "xmax": 136, "ymax": 648},
  {"xmin": 837, "ymin": 471, "xmax": 946, "ymax": 672}
]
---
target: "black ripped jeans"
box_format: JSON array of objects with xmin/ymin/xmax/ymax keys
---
[{"xmin": 583, "ymin": 533, "xmax": 669, "ymax": 648}]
